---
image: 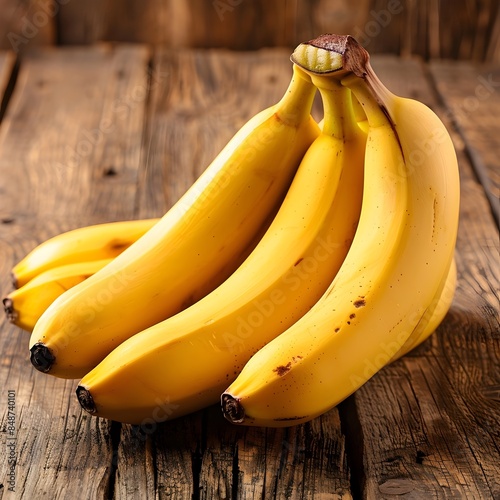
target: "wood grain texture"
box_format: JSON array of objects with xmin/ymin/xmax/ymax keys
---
[
  {"xmin": 429, "ymin": 60, "xmax": 500, "ymax": 227},
  {"xmin": 197, "ymin": 406, "xmax": 351, "ymax": 499},
  {"xmin": 0, "ymin": 247, "xmax": 116, "ymax": 498},
  {"xmin": 338, "ymin": 56, "xmax": 500, "ymax": 500},
  {"xmin": 0, "ymin": 44, "xmax": 151, "ymax": 222},
  {"xmin": 54, "ymin": 0, "xmax": 499, "ymax": 62}
]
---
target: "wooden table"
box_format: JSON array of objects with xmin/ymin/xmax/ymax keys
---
[{"xmin": 0, "ymin": 45, "xmax": 498, "ymax": 499}]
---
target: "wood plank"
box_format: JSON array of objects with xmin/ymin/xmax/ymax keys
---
[
  {"xmin": 0, "ymin": 271, "xmax": 116, "ymax": 498},
  {"xmin": 0, "ymin": 43, "xmax": 153, "ymax": 499},
  {"xmin": 429, "ymin": 60, "xmax": 500, "ymax": 227},
  {"xmin": 113, "ymin": 414, "xmax": 203, "ymax": 499},
  {"xmin": 339, "ymin": 56, "xmax": 500, "ymax": 499},
  {"xmin": 0, "ymin": 43, "xmax": 151, "ymax": 222},
  {"xmin": 196, "ymin": 406, "xmax": 351, "ymax": 499}
]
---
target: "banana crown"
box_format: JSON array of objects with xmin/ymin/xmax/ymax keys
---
[{"xmin": 291, "ymin": 34, "xmax": 370, "ymax": 78}]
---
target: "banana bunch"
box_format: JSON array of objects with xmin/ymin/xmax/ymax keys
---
[{"xmin": 8, "ymin": 34, "xmax": 460, "ymax": 428}]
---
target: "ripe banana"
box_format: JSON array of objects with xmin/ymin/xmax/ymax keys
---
[
  {"xmin": 75, "ymin": 79, "xmax": 367, "ymax": 424},
  {"xmin": 4, "ymin": 259, "xmax": 112, "ymax": 333},
  {"xmin": 392, "ymin": 256, "xmax": 457, "ymax": 361},
  {"xmin": 29, "ymin": 64, "xmax": 320, "ymax": 379},
  {"xmin": 221, "ymin": 34, "xmax": 460, "ymax": 427},
  {"xmin": 12, "ymin": 219, "xmax": 159, "ymax": 288}
]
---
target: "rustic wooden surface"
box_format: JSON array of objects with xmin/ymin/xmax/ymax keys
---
[
  {"xmin": 0, "ymin": 0, "xmax": 499, "ymax": 62},
  {"xmin": 0, "ymin": 45, "xmax": 498, "ymax": 500}
]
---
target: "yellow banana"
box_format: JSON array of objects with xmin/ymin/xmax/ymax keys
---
[
  {"xmin": 392, "ymin": 256, "xmax": 457, "ymax": 361},
  {"xmin": 12, "ymin": 219, "xmax": 159, "ymax": 288},
  {"xmin": 74, "ymin": 79, "xmax": 367, "ymax": 424},
  {"xmin": 4, "ymin": 259, "xmax": 113, "ymax": 333},
  {"xmin": 221, "ymin": 35, "xmax": 460, "ymax": 427},
  {"xmin": 29, "ymin": 64, "xmax": 320, "ymax": 379}
]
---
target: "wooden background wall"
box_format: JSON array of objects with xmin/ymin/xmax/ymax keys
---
[{"xmin": 0, "ymin": 0, "xmax": 499, "ymax": 61}]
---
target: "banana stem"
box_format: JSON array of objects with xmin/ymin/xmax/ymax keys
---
[
  {"xmin": 350, "ymin": 90, "xmax": 367, "ymax": 123},
  {"xmin": 274, "ymin": 64, "xmax": 317, "ymax": 126},
  {"xmin": 340, "ymin": 74, "xmax": 391, "ymax": 129},
  {"xmin": 310, "ymin": 75, "xmax": 358, "ymax": 140},
  {"xmin": 362, "ymin": 62, "xmax": 398, "ymax": 119}
]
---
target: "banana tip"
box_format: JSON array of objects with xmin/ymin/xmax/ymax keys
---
[
  {"xmin": 3, "ymin": 297, "xmax": 16, "ymax": 321},
  {"xmin": 221, "ymin": 393, "xmax": 245, "ymax": 424},
  {"xmin": 30, "ymin": 342, "xmax": 56, "ymax": 373},
  {"xmin": 76, "ymin": 386, "xmax": 97, "ymax": 415}
]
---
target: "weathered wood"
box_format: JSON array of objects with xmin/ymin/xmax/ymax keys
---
[
  {"xmin": 429, "ymin": 60, "xmax": 500, "ymax": 227},
  {"xmin": 338, "ymin": 56, "xmax": 500, "ymax": 499},
  {"xmin": 0, "ymin": 44, "xmax": 151, "ymax": 222},
  {"xmin": 113, "ymin": 413, "xmax": 203, "ymax": 500},
  {"xmin": 0, "ymin": 292, "xmax": 115, "ymax": 498},
  {"xmin": 195, "ymin": 406, "xmax": 351, "ymax": 499}
]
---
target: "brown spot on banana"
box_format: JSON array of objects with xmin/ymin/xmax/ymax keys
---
[
  {"xmin": 274, "ymin": 362, "xmax": 292, "ymax": 376},
  {"xmin": 273, "ymin": 355, "xmax": 303, "ymax": 376}
]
